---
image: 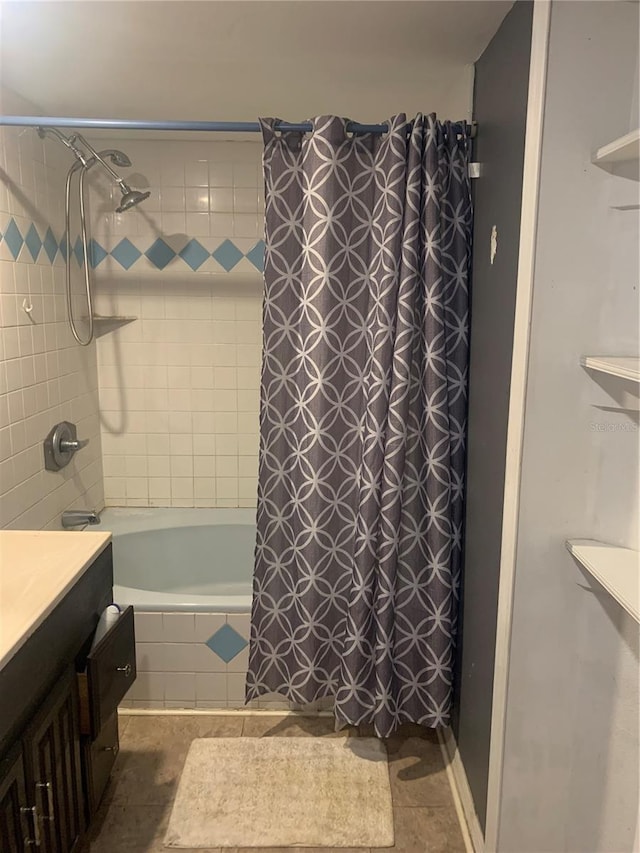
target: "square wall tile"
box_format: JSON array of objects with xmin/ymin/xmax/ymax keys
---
[
  {"xmin": 195, "ymin": 672, "xmax": 227, "ymax": 702},
  {"xmin": 192, "ymin": 642, "xmax": 228, "ymax": 673},
  {"xmin": 226, "ymin": 645, "xmax": 250, "ymax": 674},
  {"xmin": 194, "ymin": 613, "xmax": 226, "ymax": 642},
  {"xmin": 164, "ymin": 672, "xmax": 196, "ymax": 702},
  {"xmin": 125, "ymin": 671, "xmax": 165, "ymax": 702},
  {"xmin": 136, "ymin": 643, "xmax": 167, "ymax": 671},
  {"xmin": 227, "ymin": 673, "xmax": 248, "ymax": 706},
  {"xmin": 185, "ymin": 160, "xmax": 208, "ymax": 187},
  {"xmin": 162, "ymin": 642, "xmax": 198, "ymax": 672},
  {"xmin": 227, "ymin": 613, "xmax": 251, "ymax": 639},
  {"xmin": 134, "ymin": 612, "xmax": 164, "ymax": 643},
  {"xmin": 162, "ymin": 612, "xmax": 196, "ymax": 642}
]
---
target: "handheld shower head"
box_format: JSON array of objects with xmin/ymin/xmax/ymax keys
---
[
  {"xmin": 99, "ymin": 149, "xmax": 132, "ymax": 168},
  {"xmin": 116, "ymin": 184, "xmax": 151, "ymax": 212}
]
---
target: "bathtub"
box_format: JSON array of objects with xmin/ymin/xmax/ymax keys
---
[
  {"xmin": 102, "ymin": 506, "xmax": 255, "ymax": 612},
  {"xmin": 97, "ymin": 507, "xmax": 265, "ymax": 709}
]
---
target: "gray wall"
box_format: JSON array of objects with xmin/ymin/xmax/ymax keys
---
[
  {"xmin": 453, "ymin": 0, "xmax": 533, "ymax": 832},
  {"xmin": 499, "ymin": 3, "xmax": 639, "ymax": 850}
]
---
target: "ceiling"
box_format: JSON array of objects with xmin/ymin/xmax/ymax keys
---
[{"xmin": 0, "ymin": 1, "xmax": 512, "ymax": 129}]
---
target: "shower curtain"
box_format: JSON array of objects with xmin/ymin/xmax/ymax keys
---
[{"xmin": 246, "ymin": 114, "xmax": 472, "ymax": 736}]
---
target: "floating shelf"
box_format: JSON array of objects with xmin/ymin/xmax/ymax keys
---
[
  {"xmin": 593, "ymin": 128, "xmax": 640, "ymax": 165},
  {"xmin": 567, "ymin": 539, "xmax": 639, "ymax": 622},
  {"xmin": 580, "ymin": 356, "xmax": 640, "ymax": 383},
  {"xmin": 92, "ymin": 315, "xmax": 138, "ymax": 338}
]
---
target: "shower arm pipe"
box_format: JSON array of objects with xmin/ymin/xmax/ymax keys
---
[
  {"xmin": 61, "ymin": 131, "xmax": 129, "ymax": 190},
  {"xmin": 37, "ymin": 125, "xmax": 92, "ymax": 166},
  {"xmin": 1, "ymin": 115, "xmax": 477, "ymax": 138}
]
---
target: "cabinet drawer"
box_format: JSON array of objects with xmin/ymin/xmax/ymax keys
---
[
  {"xmin": 82, "ymin": 713, "xmax": 119, "ymax": 818},
  {"xmin": 78, "ymin": 607, "xmax": 136, "ymax": 739}
]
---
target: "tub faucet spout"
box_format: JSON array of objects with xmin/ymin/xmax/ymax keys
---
[{"xmin": 61, "ymin": 509, "xmax": 100, "ymax": 529}]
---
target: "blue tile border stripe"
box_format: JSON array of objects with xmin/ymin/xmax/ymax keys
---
[{"xmin": 0, "ymin": 216, "xmax": 265, "ymax": 273}]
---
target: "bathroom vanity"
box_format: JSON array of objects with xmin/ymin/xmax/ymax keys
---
[{"xmin": 0, "ymin": 532, "xmax": 136, "ymax": 852}]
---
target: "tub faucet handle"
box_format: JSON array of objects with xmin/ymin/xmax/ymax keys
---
[{"xmin": 61, "ymin": 509, "xmax": 100, "ymax": 529}]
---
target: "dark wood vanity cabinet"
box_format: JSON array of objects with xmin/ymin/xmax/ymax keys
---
[
  {"xmin": 0, "ymin": 543, "xmax": 136, "ymax": 853},
  {"xmin": 24, "ymin": 667, "xmax": 84, "ymax": 853},
  {"xmin": 0, "ymin": 745, "xmax": 29, "ymax": 852},
  {"xmin": 0, "ymin": 668, "xmax": 82, "ymax": 853}
]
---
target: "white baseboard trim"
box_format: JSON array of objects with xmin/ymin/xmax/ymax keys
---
[{"xmin": 438, "ymin": 727, "xmax": 485, "ymax": 853}]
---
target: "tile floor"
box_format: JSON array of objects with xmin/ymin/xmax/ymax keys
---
[{"xmin": 81, "ymin": 714, "xmax": 466, "ymax": 853}]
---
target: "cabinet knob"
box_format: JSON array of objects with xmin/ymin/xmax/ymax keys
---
[
  {"xmin": 104, "ymin": 744, "xmax": 119, "ymax": 755},
  {"xmin": 116, "ymin": 663, "xmax": 132, "ymax": 677}
]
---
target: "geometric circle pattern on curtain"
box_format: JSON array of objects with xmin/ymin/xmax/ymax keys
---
[{"xmin": 246, "ymin": 114, "xmax": 472, "ymax": 736}]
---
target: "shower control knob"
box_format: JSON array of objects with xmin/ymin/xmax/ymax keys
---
[
  {"xmin": 59, "ymin": 437, "xmax": 90, "ymax": 452},
  {"xmin": 43, "ymin": 421, "xmax": 90, "ymax": 471}
]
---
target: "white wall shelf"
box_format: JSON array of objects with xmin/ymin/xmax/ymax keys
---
[
  {"xmin": 593, "ymin": 128, "xmax": 640, "ymax": 165},
  {"xmin": 92, "ymin": 316, "xmax": 138, "ymax": 338},
  {"xmin": 566, "ymin": 539, "xmax": 639, "ymax": 622},
  {"xmin": 580, "ymin": 356, "xmax": 640, "ymax": 382}
]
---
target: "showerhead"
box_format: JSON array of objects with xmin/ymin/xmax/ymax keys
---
[
  {"xmin": 116, "ymin": 184, "xmax": 151, "ymax": 213},
  {"xmin": 100, "ymin": 149, "xmax": 132, "ymax": 168}
]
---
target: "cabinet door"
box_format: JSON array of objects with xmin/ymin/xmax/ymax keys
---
[
  {"xmin": 78, "ymin": 605, "xmax": 136, "ymax": 740},
  {"xmin": 0, "ymin": 745, "xmax": 30, "ymax": 853},
  {"xmin": 24, "ymin": 667, "xmax": 84, "ymax": 853}
]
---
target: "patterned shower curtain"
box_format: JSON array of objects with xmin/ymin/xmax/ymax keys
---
[{"xmin": 246, "ymin": 114, "xmax": 472, "ymax": 736}]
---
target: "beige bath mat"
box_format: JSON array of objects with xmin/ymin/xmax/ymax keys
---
[{"xmin": 164, "ymin": 736, "xmax": 394, "ymax": 848}]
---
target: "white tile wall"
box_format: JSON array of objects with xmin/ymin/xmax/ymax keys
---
[
  {"xmin": 91, "ymin": 139, "xmax": 264, "ymax": 508},
  {"xmin": 122, "ymin": 609, "xmax": 334, "ymax": 711},
  {"xmin": 87, "ymin": 138, "xmax": 264, "ymax": 269},
  {"xmin": 0, "ymin": 126, "xmax": 104, "ymax": 528},
  {"xmin": 123, "ymin": 610, "xmax": 269, "ymax": 709}
]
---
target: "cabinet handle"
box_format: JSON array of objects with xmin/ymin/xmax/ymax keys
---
[
  {"xmin": 103, "ymin": 744, "xmax": 119, "ymax": 755},
  {"xmin": 21, "ymin": 805, "xmax": 41, "ymax": 847},
  {"xmin": 36, "ymin": 781, "xmax": 55, "ymax": 821},
  {"xmin": 116, "ymin": 663, "xmax": 132, "ymax": 677}
]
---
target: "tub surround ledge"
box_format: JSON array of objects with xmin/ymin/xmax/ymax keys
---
[{"xmin": 0, "ymin": 530, "xmax": 112, "ymax": 670}]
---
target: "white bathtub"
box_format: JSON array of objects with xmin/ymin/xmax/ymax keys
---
[{"xmin": 100, "ymin": 507, "xmax": 255, "ymax": 612}]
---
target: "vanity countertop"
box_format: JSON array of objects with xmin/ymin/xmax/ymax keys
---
[{"xmin": 0, "ymin": 530, "xmax": 112, "ymax": 670}]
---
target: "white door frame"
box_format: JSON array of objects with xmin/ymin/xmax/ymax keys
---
[{"xmin": 483, "ymin": 2, "xmax": 552, "ymax": 850}]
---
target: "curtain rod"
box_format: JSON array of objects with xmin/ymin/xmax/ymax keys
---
[{"xmin": 0, "ymin": 115, "xmax": 477, "ymax": 138}]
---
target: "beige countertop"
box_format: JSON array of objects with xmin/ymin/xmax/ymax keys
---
[{"xmin": 0, "ymin": 530, "xmax": 112, "ymax": 670}]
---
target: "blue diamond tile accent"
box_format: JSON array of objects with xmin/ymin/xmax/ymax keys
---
[
  {"xmin": 145, "ymin": 238, "xmax": 176, "ymax": 270},
  {"xmin": 179, "ymin": 239, "xmax": 209, "ymax": 271},
  {"xmin": 111, "ymin": 238, "xmax": 142, "ymax": 270},
  {"xmin": 24, "ymin": 223, "xmax": 42, "ymax": 261},
  {"xmin": 212, "ymin": 239, "xmax": 243, "ymax": 272},
  {"xmin": 245, "ymin": 240, "xmax": 265, "ymax": 272},
  {"xmin": 88, "ymin": 238, "xmax": 108, "ymax": 268},
  {"xmin": 73, "ymin": 236, "xmax": 85, "ymax": 267},
  {"xmin": 59, "ymin": 233, "xmax": 68, "ymax": 261},
  {"xmin": 205, "ymin": 624, "xmax": 248, "ymax": 663},
  {"xmin": 4, "ymin": 218, "xmax": 24, "ymax": 260},
  {"xmin": 43, "ymin": 227, "xmax": 58, "ymax": 263},
  {"xmin": 3, "ymin": 215, "xmax": 270, "ymax": 274}
]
